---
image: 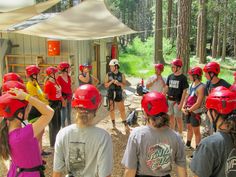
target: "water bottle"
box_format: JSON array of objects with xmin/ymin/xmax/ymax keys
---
[
  {"xmin": 103, "ymin": 96, "xmax": 108, "ymax": 107},
  {"xmin": 141, "ymin": 78, "xmax": 144, "ymax": 87}
]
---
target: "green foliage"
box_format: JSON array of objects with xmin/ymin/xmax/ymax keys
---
[{"xmin": 124, "ymin": 36, "xmax": 176, "ymax": 64}]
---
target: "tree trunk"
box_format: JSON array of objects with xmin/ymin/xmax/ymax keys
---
[
  {"xmin": 177, "ymin": 0, "xmax": 192, "ymax": 74},
  {"xmin": 154, "ymin": 0, "xmax": 164, "ymax": 64},
  {"xmin": 199, "ymin": 0, "xmax": 207, "ymax": 64},
  {"xmin": 217, "ymin": 22, "xmax": 222, "ymax": 57},
  {"xmin": 212, "ymin": 11, "xmax": 219, "ymax": 58},
  {"xmin": 221, "ymin": 0, "xmax": 228, "ymax": 61},
  {"xmin": 234, "ymin": 13, "xmax": 236, "ymax": 59},
  {"xmin": 166, "ymin": 0, "xmax": 173, "ymax": 38},
  {"xmin": 196, "ymin": 12, "xmax": 202, "ymax": 57}
]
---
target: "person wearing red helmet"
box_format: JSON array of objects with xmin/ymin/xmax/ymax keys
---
[
  {"xmin": 146, "ymin": 63, "xmax": 166, "ymax": 92},
  {"xmin": 57, "ymin": 62, "xmax": 72, "ymax": 128},
  {"xmin": 190, "ymin": 88, "xmax": 236, "ymax": 177},
  {"xmin": 122, "ymin": 92, "xmax": 187, "ymax": 177},
  {"xmin": 25, "ymin": 65, "xmax": 50, "ymax": 156},
  {"xmin": 44, "ymin": 66, "xmax": 62, "ymax": 147},
  {"xmin": 3, "ymin": 72, "xmax": 24, "ymax": 83},
  {"xmin": 165, "ymin": 58, "xmax": 189, "ymax": 136},
  {"xmin": 104, "ymin": 59, "xmax": 129, "ymax": 132},
  {"xmin": 78, "ymin": 63, "xmax": 99, "ymax": 86},
  {"xmin": 1, "ymin": 72, "xmax": 24, "ymax": 96},
  {"xmin": 203, "ymin": 61, "xmax": 231, "ymax": 137},
  {"xmin": 182, "ymin": 67, "xmax": 205, "ymax": 151},
  {"xmin": 0, "ymin": 88, "xmax": 54, "ymax": 177},
  {"xmin": 203, "ymin": 61, "xmax": 231, "ymax": 95},
  {"xmin": 53, "ymin": 84, "xmax": 113, "ymax": 177}
]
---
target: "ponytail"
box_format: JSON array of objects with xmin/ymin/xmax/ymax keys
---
[
  {"xmin": 148, "ymin": 113, "xmax": 169, "ymax": 128},
  {"xmin": 0, "ymin": 119, "xmax": 10, "ymax": 160}
]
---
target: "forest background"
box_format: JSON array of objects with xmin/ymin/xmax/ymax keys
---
[{"xmin": 37, "ymin": 0, "xmax": 236, "ymax": 84}]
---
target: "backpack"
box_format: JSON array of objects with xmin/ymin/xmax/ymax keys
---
[{"xmin": 126, "ymin": 110, "xmax": 138, "ymax": 126}]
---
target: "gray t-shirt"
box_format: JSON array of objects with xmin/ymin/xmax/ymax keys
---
[
  {"xmin": 146, "ymin": 75, "xmax": 166, "ymax": 92},
  {"xmin": 190, "ymin": 131, "xmax": 234, "ymax": 177},
  {"xmin": 121, "ymin": 125, "xmax": 186, "ymax": 176},
  {"xmin": 53, "ymin": 124, "xmax": 113, "ymax": 177}
]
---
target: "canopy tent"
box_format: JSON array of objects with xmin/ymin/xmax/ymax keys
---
[
  {"xmin": 15, "ymin": 0, "xmax": 136, "ymax": 40},
  {"xmin": 0, "ymin": 0, "xmax": 60, "ymax": 30},
  {"xmin": 0, "ymin": 0, "xmax": 35, "ymax": 12}
]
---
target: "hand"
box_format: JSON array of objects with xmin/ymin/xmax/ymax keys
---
[
  {"xmin": 8, "ymin": 88, "xmax": 28, "ymax": 100},
  {"xmin": 182, "ymin": 108, "xmax": 189, "ymax": 115},
  {"xmin": 114, "ymin": 80, "xmax": 119, "ymax": 86}
]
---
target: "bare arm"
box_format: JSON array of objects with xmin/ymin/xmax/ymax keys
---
[
  {"xmin": 52, "ymin": 171, "xmax": 62, "ymax": 177},
  {"xmin": 104, "ymin": 74, "xmax": 114, "ymax": 88},
  {"xmin": 178, "ymin": 88, "xmax": 187, "ymax": 109},
  {"xmin": 78, "ymin": 72, "xmax": 90, "ymax": 83},
  {"xmin": 188, "ymin": 86, "xmax": 205, "ymax": 112},
  {"xmin": 163, "ymin": 85, "xmax": 169, "ymax": 95},
  {"xmin": 123, "ymin": 168, "xmax": 136, "ymax": 177},
  {"xmin": 176, "ymin": 165, "xmax": 187, "ymax": 177}
]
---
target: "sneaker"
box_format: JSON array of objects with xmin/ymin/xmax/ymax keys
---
[
  {"xmin": 41, "ymin": 151, "xmax": 52, "ymax": 156},
  {"xmin": 185, "ymin": 145, "xmax": 194, "ymax": 151}
]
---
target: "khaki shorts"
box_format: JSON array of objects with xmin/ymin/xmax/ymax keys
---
[{"xmin": 167, "ymin": 100, "xmax": 182, "ymax": 118}]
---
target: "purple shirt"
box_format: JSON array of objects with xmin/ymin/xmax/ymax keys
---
[{"xmin": 7, "ymin": 124, "xmax": 42, "ymax": 177}]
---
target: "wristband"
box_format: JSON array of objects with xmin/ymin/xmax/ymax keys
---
[{"xmin": 25, "ymin": 94, "xmax": 31, "ymax": 101}]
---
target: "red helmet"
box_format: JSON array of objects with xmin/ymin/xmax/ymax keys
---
[
  {"xmin": 72, "ymin": 84, "xmax": 101, "ymax": 110},
  {"xmin": 171, "ymin": 58, "xmax": 183, "ymax": 67},
  {"xmin": 188, "ymin": 66, "xmax": 203, "ymax": 76},
  {"xmin": 203, "ymin": 62, "xmax": 220, "ymax": 74},
  {"xmin": 0, "ymin": 93, "xmax": 28, "ymax": 118},
  {"xmin": 26, "ymin": 65, "xmax": 40, "ymax": 77},
  {"xmin": 154, "ymin": 64, "xmax": 164, "ymax": 72},
  {"xmin": 58, "ymin": 62, "xmax": 70, "ymax": 71},
  {"xmin": 141, "ymin": 92, "xmax": 168, "ymax": 116},
  {"xmin": 3, "ymin": 73, "xmax": 23, "ymax": 83},
  {"xmin": 212, "ymin": 86, "xmax": 228, "ymax": 92},
  {"xmin": 46, "ymin": 66, "xmax": 58, "ymax": 76},
  {"xmin": 79, "ymin": 64, "xmax": 92, "ymax": 72},
  {"xmin": 230, "ymin": 84, "xmax": 236, "ymax": 92},
  {"xmin": 2, "ymin": 81, "xmax": 27, "ymax": 93},
  {"xmin": 206, "ymin": 88, "xmax": 236, "ymax": 115}
]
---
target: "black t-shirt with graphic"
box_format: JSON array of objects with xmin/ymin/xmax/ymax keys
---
[
  {"xmin": 205, "ymin": 79, "xmax": 231, "ymax": 96},
  {"xmin": 167, "ymin": 73, "xmax": 189, "ymax": 102}
]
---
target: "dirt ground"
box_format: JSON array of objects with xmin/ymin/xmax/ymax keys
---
[{"xmin": 0, "ymin": 77, "xmax": 195, "ymax": 177}]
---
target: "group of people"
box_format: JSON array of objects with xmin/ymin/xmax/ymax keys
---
[{"xmin": 0, "ymin": 57, "xmax": 236, "ymax": 177}]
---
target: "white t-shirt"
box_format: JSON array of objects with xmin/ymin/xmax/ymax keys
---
[
  {"xmin": 146, "ymin": 75, "xmax": 166, "ymax": 92},
  {"xmin": 53, "ymin": 124, "xmax": 113, "ymax": 177}
]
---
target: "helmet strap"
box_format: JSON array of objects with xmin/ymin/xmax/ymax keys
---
[
  {"xmin": 14, "ymin": 107, "xmax": 26, "ymax": 126},
  {"xmin": 210, "ymin": 110, "xmax": 220, "ymax": 132},
  {"xmin": 30, "ymin": 75, "xmax": 38, "ymax": 83},
  {"xmin": 209, "ymin": 72, "xmax": 215, "ymax": 81}
]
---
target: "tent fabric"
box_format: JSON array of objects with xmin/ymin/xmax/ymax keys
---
[
  {"xmin": 0, "ymin": 0, "xmax": 35, "ymax": 12},
  {"xmin": 15, "ymin": 0, "xmax": 136, "ymax": 40},
  {"xmin": 0, "ymin": 0, "xmax": 60, "ymax": 31}
]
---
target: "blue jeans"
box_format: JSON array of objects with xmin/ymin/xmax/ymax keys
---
[{"xmin": 61, "ymin": 101, "xmax": 72, "ymax": 128}]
